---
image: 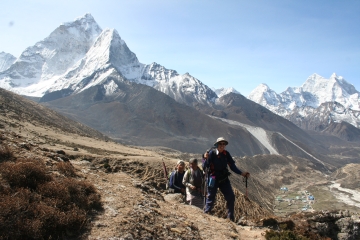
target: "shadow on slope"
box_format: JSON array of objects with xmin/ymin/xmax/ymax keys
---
[{"xmin": 323, "ymin": 121, "xmax": 360, "ymax": 142}]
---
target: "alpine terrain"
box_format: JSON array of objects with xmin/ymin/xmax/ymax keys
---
[
  {"xmin": 1, "ymin": 12, "xmax": 360, "ymax": 240},
  {"xmin": 0, "ymin": 14, "xmax": 327, "ymax": 161},
  {"xmin": 1, "ymin": 87, "xmax": 360, "ymax": 239}
]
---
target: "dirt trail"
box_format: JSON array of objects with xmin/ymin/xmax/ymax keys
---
[{"xmin": 72, "ymin": 158, "xmax": 268, "ymax": 239}]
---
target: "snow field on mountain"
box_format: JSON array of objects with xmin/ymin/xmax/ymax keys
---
[{"xmin": 209, "ymin": 116, "xmax": 279, "ymax": 155}]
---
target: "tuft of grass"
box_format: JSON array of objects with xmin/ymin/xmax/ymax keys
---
[{"xmin": 57, "ymin": 161, "xmax": 76, "ymax": 177}]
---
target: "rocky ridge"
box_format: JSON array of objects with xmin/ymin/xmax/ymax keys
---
[{"xmin": 0, "ymin": 52, "xmax": 16, "ymax": 72}]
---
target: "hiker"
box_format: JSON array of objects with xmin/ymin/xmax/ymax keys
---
[
  {"xmin": 182, "ymin": 158, "xmax": 204, "ymax": 209},
  {"xmin": 169, "ymin": 160, "xmax": 186, "ymax": 194},
  {"xmin": 203, "ymin": 137, "xmax": 250, "ymax": 221}
]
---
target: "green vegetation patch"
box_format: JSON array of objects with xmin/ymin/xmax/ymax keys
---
[
  {"xmin": 265, "ymin": 229, "xmax": 309, "ymax": 240},
  {"xmin": 307, "ymin": 185, "xmax": 360, "ymax": 213}
]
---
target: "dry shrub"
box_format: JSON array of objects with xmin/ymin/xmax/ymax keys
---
[
  {"xmin": 57, "ymin": 161, "xmax": 76, "ymax": 177},
  {"xmin": 64, "ymin": 178, "xmax": 102, "ymax": 211},
  {"xmin": 0, "ymin": 158, "xmax": 52, "ymax": 189},
  {"xmin": 265, "ymin": 229, "xmax": 309, "ymax": 240},
  {"xmin": 212, "ymin": 188, "xmax": 271, "ymax": 222},
  {"xmin": 0, "ymin": 158, "xmax": 102, "ymax": 239},
  {"xmin": 0, "ymin": 145, "xmax": 13, "ymax": 163},
  {"xmin": 0, "ymin": 188, "xmax": 88, "ymax": 239},
  {"xmin": 38, "ymin": 178, "xmax": 102, "ymax": 211}
]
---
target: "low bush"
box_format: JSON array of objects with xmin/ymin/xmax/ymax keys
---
[
  {"xmin": 0, "ymin": 159, "xmax": 52, "ymax": 189},
  {"xmin": 0, "ymin": 145, "xmax": 13, "ymax": 163},
  {"xmin": 0, "ymin": 158, "xmax": 102, "ymax": 239},
  {"xmin": 57, "ymin": 161, "xmax": 76, "ymax": 177},
  {"xmin": 265, "ymin": 229, "xmax": 309, "ymax": 240}
]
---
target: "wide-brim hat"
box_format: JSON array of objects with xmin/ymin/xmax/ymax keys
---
[{"xmin": 214, "ymin": 137, "xmax": 228, "ymax": 146}]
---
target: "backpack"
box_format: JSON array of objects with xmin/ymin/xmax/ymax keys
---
[{"xmin": 184, "ymin": 168, "xmax": 204, "ymax": 187}]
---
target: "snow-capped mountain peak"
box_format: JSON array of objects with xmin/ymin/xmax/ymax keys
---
[
  {"xmin": 0, "ymin": 14, "xmax": 103, "ymax": 96},
  {"xmin": 213, "ymin": 87, "xmax": 240, "ymax": 98},
  {"xmin": 330, "ymin": 72, "xmax": 338, "ymax": 79},
  {"xmin": 248, "ymin": 83, "xmax": 282, "ymax": 108},
  {"xmin": 248, "ymin": 73, "xmax": 360, "ymax": 130},
  {"xmin": 300, "ymin": 73, "xmax": 359, "ymax": 108},
  {"xmin": 1, "ymin": 14, "xmax": 218, "ymax": 107},
  {"xmin": 62, "ymin": 13, "xmax": 100, "ymax": 38},
  {"xmin": 44, "ymin": 27, "xmax": 135, "ymax": 94},
  {"xmin": 73, "ymin": 27, "xmax": 139, "ymax": 73}
]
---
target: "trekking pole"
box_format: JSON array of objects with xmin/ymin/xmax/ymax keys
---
[
  {"xmin": 243, "ymin": 176, "xmax": 248, "ymax": 224},
  {"xmin": 162, "ymin": 160, "xmax": 168, "ymax": 188},
  {"xmin": 245, "ymin": 176, "xmax": 248, "ymax": 199},
  {"xmin": 202, "ymin": 167, "xmax": 207, "ymax": 210},
  {"xmin": 243, "ymin": 176, "xmax": 248, "ymax": 199},
  {"xmin": 162, "ymin": 161, "xmax": 168, "ymax": 179}
]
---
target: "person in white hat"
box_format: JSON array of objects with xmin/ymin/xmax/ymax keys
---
[{"xmin": 202, "ymin": 137, "xmax": 250, "ymax": 221}]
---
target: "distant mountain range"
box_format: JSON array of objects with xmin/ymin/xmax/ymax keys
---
[
  {"xmin": 0, "ymin": 14, "xmax": 359, "ymax": 165},
  {"xmin": 248, "ymin": 73, "xmax": 360, "ymax": 140}
]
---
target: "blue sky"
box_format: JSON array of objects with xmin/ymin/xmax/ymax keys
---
[{"xmin": 1, "ymin": 0, "xmax": 359, "ymax": 96}]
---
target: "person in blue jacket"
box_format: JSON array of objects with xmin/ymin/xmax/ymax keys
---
[
  {"xmin": 169, "ymin": 160, "xmax": 186, "ymax": 194},
  {"xmin": 203, "ymin": 137, "xmax": 250, "ymax": 221}
]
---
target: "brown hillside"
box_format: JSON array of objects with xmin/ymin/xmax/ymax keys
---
[
  {"xmin": 0, "ymin": 88, "xmax": 107, "ymax": 139},
  {"xmin": 332, "ymin": 163, "xmax": 360, "ymax": 190}
]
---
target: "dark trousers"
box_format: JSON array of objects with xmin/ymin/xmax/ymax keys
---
[{"xmin": 204, "ymin": 179, "xmax": 235, "ymax": 220}]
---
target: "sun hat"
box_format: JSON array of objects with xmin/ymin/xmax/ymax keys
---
[{"xmin": 214, "ymin": 137, "xmax": 228, "ymax": 146}]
